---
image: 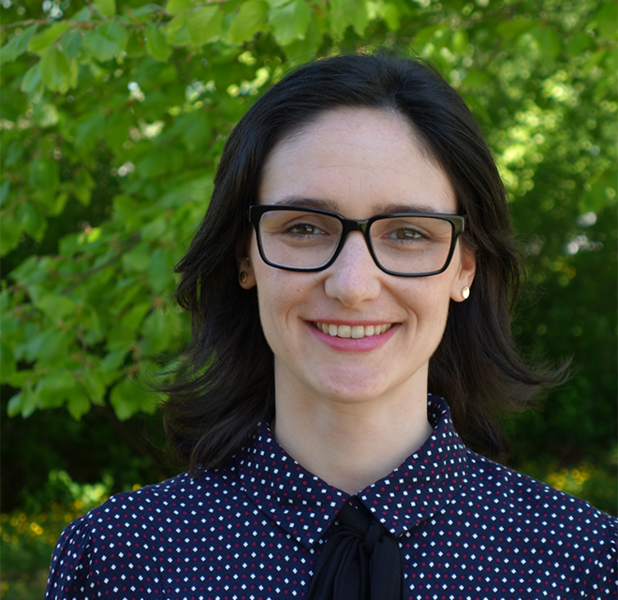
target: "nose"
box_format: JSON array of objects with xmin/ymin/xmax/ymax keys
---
[{"xmin": 324, "ymin": 231, "xmax": 381, "ymax": 308}]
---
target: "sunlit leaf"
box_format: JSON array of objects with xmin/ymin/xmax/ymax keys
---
[
  {"xmin": 331, "ymin": 0, "xmax": 368, "ymax": 36},
  {"xmin": 94, "ymin": 0, "xmax": 116, "ymax": 17},
  {"xmin": 269, "ymin": 0, "xmax": 311, "ymax": 46},
  {"xmin": 228, "ymin": 0, "xmax": 269, "ymax": 44},
  {"xmin": 40, "ymin": 47, "xmax": 71, "ymax": 93},
  {"xmin": 167, "ymin": 0, "xmax": 194, "ymax": 15},
  {"xmin": 186, "ymin": 5, "xmax": 223, "ymax": 45},
  {"xmin": 146, "ymin": 22, "xmax": 172, "ymax": 61},
  {"xmin": 28, "ymin": 23, "xmax": 71, "ymax": 55}
]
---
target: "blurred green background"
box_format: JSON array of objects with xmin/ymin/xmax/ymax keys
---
[{"xmin": 1, "ymin": 0, "xmax": 616, "ymax": 597}]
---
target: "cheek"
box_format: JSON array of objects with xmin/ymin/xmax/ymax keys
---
[{"xmin": 254, "ymin": 269, "xmax": 310, "ymax": 339}]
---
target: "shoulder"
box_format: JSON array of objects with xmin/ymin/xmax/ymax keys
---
[
  {"xmin": 69, "ymin": 465, "xmax": 242, "ymax": 533},
  {"xmin": 465, "ymin": 451, "xmax": 615, "ymax": 526},
  {"xmin": 46, "ymin": 467, "xmax": 244, "ymax": 599},
  {"xmin": 464, "ymin": 451, "xmax": 617, "ymax": 577}
]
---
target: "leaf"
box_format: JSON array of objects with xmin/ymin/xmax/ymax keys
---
[
  {"xmin": 61, "ymin": 29, "xmax": 82, "ymax": 60},
  {"xmin": 40, "ymin": 46, "xmax": 71, "ymax": 92},
  {"xmin": 37, "ymin": 372, "xmax": 79, "ymax": 409},
  {"xmin": 5, "ymin": 370, "xmax": 35, "ymax": 389},
  {"xmin": 182, "ymin": 111, "xmax": 212, "ymax": 151},
  {"xmin": 413, "ymin": 24, "xmax": 444, "ymax": 45},
  {"xmin": 82, "ymin": 369, "xmax": 106, "ymax": 404},
  {"xmin": 137, "ymin": 146, "xmax": 171, "ymax": 177},
  {"xmin": 269, "ymin": 0, "xmax": 311, "ymax": 46},
  {"xmin": 25, "ymin": 329, "xmax": 73, "ymax": 369},
  {"xmin": 121, "ymin": 241, "xmax": 151, "ymax": 272},
  {"xmin": 32, "ymin": 102, "xmax": 59, "ymax": 127},
  {"xmin": 28, "ymin": 23, "xmax": 71, "ymax": 55},
  {"xmin": 581, "ymin": 49, "xmax": 607, "ymax": 77},
  {"xmin": 166, "ymin": 15, "xmax": 191, "ymax": 46},
  {"xmin": 120, "ymin": 302, "xmax": 151, "ymax": 330},
  {"xmin": 381, "ymin": 3, "xmax": 400, "ymax": 32},
  {"xmin": 567, "ymin": 32, "xmax": 593, "ymax": 57},
  {"xmin": 21, "ymin": 64, "xmax": 42, "ymax": 94},
  {"xmin": 496, "ymin": 17, "xmax": 534, "ymax": 40},
  {"xmin": 7, "ymin": 392, "xmax": 22, "ymax": 417},
  {"xmin": 590, "ymin": 2, "xmax": 618, "ymax": 41},
  {"xmin": 101, "ymin": 349, "xmax": 128, "ymax": 373},
  {"xmin": 74, "ymin": 168, "xmax": 95, "ymax": 205},
  {"xmin": 16, "ymin": 202, "xmax": 46, "ymax": 240},
  {"xmin": 94, "ymin": 0, "xmax": 116, "ymax": 17},
  {"xmin": 579, "ymin": 170, "xmax": 617, "ymax": 213},
  {"xmin": 35, "ymin": 293, "xmax": 77, "ymax": 320},
  {"xmin": 186, "ymin": 5, "xmax": 223, "ymax": 45},
  {"xmin": 0, "ymin": 214, "xmax": 21, "ymax": 256},
  {"xmin": 452, "ymin": 29, "xmax": 468, "ymax": 54},
  {"xmin": 82, "ymin": 22, "xmax": 128, "ymax": 62},
  {"xmin": 462, "ymin": 68, "xmax": 490, "ymax": 89},
  {"xmin": 29, "ymin": 156, "xmax": 60, "ymax": 198},
  {"xmin": 0, "ymin": 180, "xmax": 10, "ymax": 208},
  {"xmin": 141, "ymin": 309, "xmax": 178, "ymax": 355},
  {"xmin": 167, "ymin": 0, "xmax": 194, "ymax": 15},
  {"xmin": 110, "ymin": 377, "xmax": 158, "ymax": 420},
  {"xmin": 282, "ymin": 10, "xmax": 321, "ymax": 62},
  {"xmin": 146, "ymin": 22, "xmax": 172, "ymax": 61},
  {"xmin": 147, "ymin": 247, "xmax": 175, "ymax": 294},
  {"xmin": 8, "ymin": 385, "xmax": 38, "ymax": 418},
  {"xmin": 228, "ymin": 0, "xmax": 269, "ymax": 44},
  {"xmin": 330, "ymin": 0, "xmax": 368, "ymax": 36},
  {"xmin": 67, "ymin": 392, "xmax": 90, "ymax": 420},
  {"xmin": 75, "ymin": 113, "xmax": 106, "ymax": 151},
  {"xmin": 533, "ymin": 24, "xmax": 561, "ymax": 60},
  {"xmin": 126, "ymin": 29, "xmax": 147, "ymax": 57},
  {"xmin": 0, "ymin": 339, "xmax": 16, "ymax": 383},
  {"xmin": 0, "ymin": 24, "xmax": 38, "ymax": 64}
]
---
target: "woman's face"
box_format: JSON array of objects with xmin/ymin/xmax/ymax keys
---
[{"xmin": 240, "ymin": 108, "xmax": 475, "ymax": 407}]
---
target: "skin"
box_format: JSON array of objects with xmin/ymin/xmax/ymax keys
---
[{"xmin": 239, "ymin": 108, "xmax": 476, "ymax": 495}]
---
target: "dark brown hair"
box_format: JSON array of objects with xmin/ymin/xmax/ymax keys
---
[{"xmin": 162, "ymin": 50, "xmax": 564, "ymax": 471}]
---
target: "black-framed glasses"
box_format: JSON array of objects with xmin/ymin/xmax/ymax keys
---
[{"xmin": 248, "ymin": 205, "xmax": 466, "ymax": 277}]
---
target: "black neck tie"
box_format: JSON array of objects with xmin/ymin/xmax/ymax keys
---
[{"xmin": 307, "ymin": 497, "xmax": 405, "ymax": 600}]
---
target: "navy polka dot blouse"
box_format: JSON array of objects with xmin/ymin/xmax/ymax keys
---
[{"xmin": 46, "ymin": 395, "xmax": 617, "ymax": 599}]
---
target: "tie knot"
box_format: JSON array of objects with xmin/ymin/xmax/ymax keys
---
[
  {"xmin": 364, "ymin": 517, "xmax": 383, "ymax": 552},
  {"xmin": 307, "ymin": 497, "xmax": 404, "ymax": 600}
]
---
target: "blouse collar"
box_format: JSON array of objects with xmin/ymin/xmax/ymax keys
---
[{"xmin": 237, "ymin": 394, "xmax": 468, "ymax": 549}]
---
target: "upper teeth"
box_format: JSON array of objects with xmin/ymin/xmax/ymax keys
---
[{"xmin": 314, "ymin": 323, "xmax": 394, "ymax": 338}]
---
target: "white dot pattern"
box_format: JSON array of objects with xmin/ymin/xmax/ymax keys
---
[{"xmin": 45, "ymin": 396, "xmax": 617, "ymax": 599}]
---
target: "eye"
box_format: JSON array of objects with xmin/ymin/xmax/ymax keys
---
[
  {"xmin": 385, "ymin": 227, "xmax": 425, "ymax": 240},
  {"xmin": 287, "ymin": 223, "xmax": 327, "ymax": 235}
]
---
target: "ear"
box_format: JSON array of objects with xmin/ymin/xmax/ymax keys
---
[
  {"xmin": 236, "ymin": 239, "xmax": 257, "ymax": 289},
  {"xmin": 450, "ymin": 245, "xmax": 476, "ymax": 303}
]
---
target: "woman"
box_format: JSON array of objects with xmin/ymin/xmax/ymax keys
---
[{"xmin": 46, "ymin": 52, "xmax": 616, "ymax": 599}]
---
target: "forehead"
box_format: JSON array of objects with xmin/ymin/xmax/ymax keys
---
[{"xmin": 259, "ymin": 107, "xmax": 457, "ymax": 216}]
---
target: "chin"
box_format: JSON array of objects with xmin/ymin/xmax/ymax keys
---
[{"xmin": 315, "ymin": 372, "xmax": 389, "ymax": 404}]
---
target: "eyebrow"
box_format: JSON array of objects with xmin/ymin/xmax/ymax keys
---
[
  {"xmin": 377, "ymin": 202, "xmax": 448, "ymax": 215},
  {"xmin": 269, "ymin": 197, "xmax": 449, "ymax": 215},
  {"xmin": 270, "ymin": 197, "xmax": 340, "ymax": 212}
]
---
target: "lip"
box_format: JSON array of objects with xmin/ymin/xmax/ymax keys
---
[{"xmin": 308, "ymin": 321, "xmax": 400, "ymax": 353}]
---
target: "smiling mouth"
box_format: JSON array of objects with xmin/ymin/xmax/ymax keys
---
[{"xmin": 313, "ymin": 322, "xmax": 395, "ymax": 339}]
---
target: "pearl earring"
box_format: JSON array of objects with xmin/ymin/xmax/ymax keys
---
[{"xmin": 462, "ymin": 286, "xmax": 470, "ymax": 300}]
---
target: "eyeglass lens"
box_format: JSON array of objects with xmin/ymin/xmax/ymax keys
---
[{"xmin": 258, "ymin": 209, "xmax": 454, "ymax": 275}]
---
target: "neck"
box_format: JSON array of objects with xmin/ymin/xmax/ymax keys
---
[{"xmin": 273, "ymin": 370, "xmax": 433, "ymax": 495}]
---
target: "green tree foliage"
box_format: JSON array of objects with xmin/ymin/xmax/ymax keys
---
[{"xmin": 1, "ymin": 0, "xmax": 616, "ymax": 511}]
